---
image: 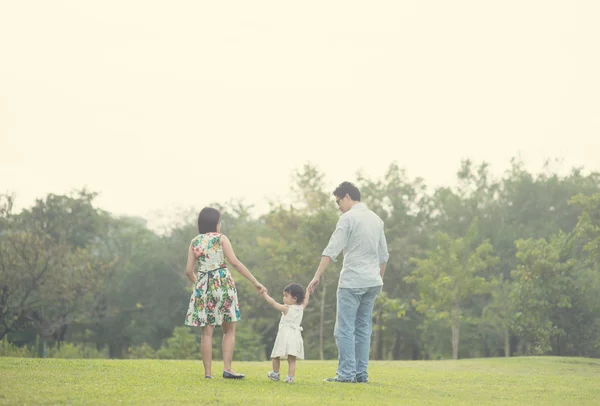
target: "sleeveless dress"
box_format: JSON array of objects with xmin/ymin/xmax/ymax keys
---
[
  {"xmin": 270, "ymin": 305, "xmax": 304, "ymax": 359},
  {"xmin": 184, "ymin": 233, "xmax": 241, "ymax": 327}
]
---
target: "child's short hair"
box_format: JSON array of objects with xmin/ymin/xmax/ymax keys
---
[{"xmin": 284, "ymin": 283, "xmax": 305, "ymax": 304}]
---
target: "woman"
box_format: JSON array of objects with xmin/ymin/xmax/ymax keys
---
[{"xmin": 184, "ymin": 207, "xmax": 266, "ymax": 379}]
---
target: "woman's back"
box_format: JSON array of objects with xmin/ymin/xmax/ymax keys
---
[{"xmin": 191, "ymin": 232, "xmax": 226, "ymax": 271}]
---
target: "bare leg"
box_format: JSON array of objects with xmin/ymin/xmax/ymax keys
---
[
  {"xmin": 201, "ymin": 325, "xmax": 215, "ymax": 377},
  {"xmin": 272, "ymin": 357, "xmax": 281, "ymax": 373},
  {"xmin": 287, "ymin": 355, "xmax": 296, "ymax": 377},
  {"xmin": 222, "ymin": 321, "xmax": 237, "ymax": 373}
]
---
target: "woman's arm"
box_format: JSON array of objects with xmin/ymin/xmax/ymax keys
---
[
  {"xmin": 221, "ymin": 235, "xmax": 266, "ymax": 294},
  {"xmin": 260, "ymin": 292, "xmax": 289, "ymax": 315},
  {"xmin": 185, "ymin": 245, "xmax": 197, "ymax": 283}
]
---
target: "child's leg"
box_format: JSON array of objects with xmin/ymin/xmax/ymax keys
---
[
  {"xmin": 287, "ymin": 355, "xmax": 296, "ymax": 377},
  {"xmin": 272, "ymin": 357, "xmax": 281, "ymax": 373},
  {"xmin": 268, "ymin": 357, "xmax": 281, "ymax": 381}
]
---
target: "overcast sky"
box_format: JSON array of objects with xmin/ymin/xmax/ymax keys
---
[{"xmin": 1, "ymin": 1, "xmax": 599, "ymax": 229}]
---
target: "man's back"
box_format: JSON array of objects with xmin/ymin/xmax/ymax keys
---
[{"xmin": 322, "ymin": 203, "xmax": 389, "ymax": 289}]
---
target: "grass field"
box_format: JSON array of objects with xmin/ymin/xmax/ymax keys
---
[{"xmin": 1, "ymin": 356, "xmax": 599, "ymax": 405}]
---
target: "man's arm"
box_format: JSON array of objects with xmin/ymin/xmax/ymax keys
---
[
  {"xmin": 307, "ymin": 256, "xmax": 331, "ymax": 293},
  {"xmin": 308, "ymin": 217, "xmax": 350, "ymax": 293},
  {"xmin": 378, "ymin": 226, "xmax": 389, "ymax": 279}
]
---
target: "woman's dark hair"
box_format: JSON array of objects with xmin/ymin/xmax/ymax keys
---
[
  {"xmin": 197, "ymin": 207, "xmax": 221, "ymax": 234},
  {"xmin": 284, "ymin": 283, "xmax": 306, "ymax": 304},
  {"xmin": 333, "ymin": 181, "xmax": 361, "ymax": 201}
]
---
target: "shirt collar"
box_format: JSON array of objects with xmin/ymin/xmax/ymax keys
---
[{"xmin": 350, "ymin": 202, "xmax": 366, "ymax": 211}]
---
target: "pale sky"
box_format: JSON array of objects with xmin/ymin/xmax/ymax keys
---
[{"xmin": 1, "ymin": 1, "xmax": 599, "ymax": 229}]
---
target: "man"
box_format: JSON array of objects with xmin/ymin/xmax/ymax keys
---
[{"xmin": 308, "ymin": 181, "xmax": 389, "ymax": 383}]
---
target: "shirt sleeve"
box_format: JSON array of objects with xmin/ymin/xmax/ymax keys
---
[
  {"xmin": 378, "ymin": 225, "xmax": 389, "ymax": 264},
  {"xmin": 322, "ymin": 216, "xmax": 351, "ymax": 262}
]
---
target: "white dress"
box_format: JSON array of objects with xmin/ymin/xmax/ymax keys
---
[{"xmin": 270, "ymin": 305, "xmax": 305, "ymax": 359}]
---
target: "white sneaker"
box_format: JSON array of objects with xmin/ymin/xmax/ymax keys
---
[
  {"xmin": 284, "ymin": 376, "xmax": 294, "ymax": 384},
  {"xmin": 267, "ymin": 371, "xmax": 280, "ymax": 381}
]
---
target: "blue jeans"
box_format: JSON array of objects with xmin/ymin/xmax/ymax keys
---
[{"xmin": 334, "ymin": 285, "xmax": 382, "ymax": 381}]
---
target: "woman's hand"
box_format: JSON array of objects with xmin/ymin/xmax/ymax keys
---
[{"xmin": 254, "ymin": 282, "xmax": 267, "ymax": 295}]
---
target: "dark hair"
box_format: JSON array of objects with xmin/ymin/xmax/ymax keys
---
[
  {"xmin": 333, "ymin": 181, "xmax": 361, "ymax": 201},
  {"xmin": 197, "ymin": 207, "xmax": 221, "ymax": 234},
  {"xmin": 284, "ymin": 283, "xmax": 305, "ymax": 305}
]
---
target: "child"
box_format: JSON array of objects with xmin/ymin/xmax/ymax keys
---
[{"xmin": 260, "ymin": 283, "xmax": 310, "ymax": 384}]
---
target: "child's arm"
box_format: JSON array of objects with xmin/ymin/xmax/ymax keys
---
[
  {"xmin": 302, "ymin": 289, "xmax": 311, "ymax": 309},
  {"xmin": 261, "ymin": 292, "xmax": 289, "ymax": 315}
]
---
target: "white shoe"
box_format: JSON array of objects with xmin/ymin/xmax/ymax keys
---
[
  {"xmin": 267, "ymin": 371, "xmax": 280, "ymax": 381},
  {"xmin": 284, "ymin": 376, "xmax": 294, "ymax": 384}
]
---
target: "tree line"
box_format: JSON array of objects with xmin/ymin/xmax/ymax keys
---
[{"xmin": 1, "ymin": 159, "xmax": 599, "ymax": 360}]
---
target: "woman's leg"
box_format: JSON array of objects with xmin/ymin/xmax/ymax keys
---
[
  {"xmin": 201, "ymin": 325, "xmax": 215, "ymax": 376},
  {"xmin": 287, "ymin": 355, "xmax": 296, "ymax": 377},
  {"xmin": 272, "ymin": 357, "xmax": 281, "ymax": 373},
  {"xmin": 222, "ymin": 321, "xmax": 237, "ymax": 372}
]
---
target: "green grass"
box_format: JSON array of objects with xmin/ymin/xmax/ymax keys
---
[{"xmin": 1, "ymin": 357, "xmax": 599, "ymax": 405}]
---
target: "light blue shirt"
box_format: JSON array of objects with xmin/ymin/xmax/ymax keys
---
[{"xmin": 322, "ymin": 203, "xmax": 389, "ymax": 289}]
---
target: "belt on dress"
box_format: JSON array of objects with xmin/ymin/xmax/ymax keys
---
[{"xmin": 197, "ymin": 266, "xmax": 226, "ymax": 293}]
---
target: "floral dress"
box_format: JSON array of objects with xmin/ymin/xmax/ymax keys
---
[{"xmin": 184, "ymin": 233, "xmax": 241, "ymax": 327}]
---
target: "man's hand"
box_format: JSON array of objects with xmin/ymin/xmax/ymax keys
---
[
  {"xmin": 307, "ymin": 257, "xmax": 332, "ymax": 293},
  {"xmin": 307, "ymin": 276, "xmax": 320, "ymax": 293}
]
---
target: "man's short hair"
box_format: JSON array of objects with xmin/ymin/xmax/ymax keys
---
[{"xmin": 333, "ymin": 181, "xmax": 361, "ymax": 201}]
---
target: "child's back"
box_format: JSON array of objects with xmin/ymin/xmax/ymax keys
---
[{"xmin": 271, "ymin": 304, "xmax": 304, "ymax": 359}]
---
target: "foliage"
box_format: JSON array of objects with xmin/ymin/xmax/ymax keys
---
[
  {"xmin": 127, "ymin": 343, "xmax": 157, "ymax": 359},
  {"xmin": 1, "ymin": 159, "xmax": 600, "ymax": 361},
  {"xmin": 156, "ymin": 327, "xmax": 200, "ymax": 360},
  {"xmin": 47, "ymin": 342, "xmax": 108, "ymax": 359},
  {"xmin": 0, "ymin": 336, "xmax": 34, "ymax": 358}
]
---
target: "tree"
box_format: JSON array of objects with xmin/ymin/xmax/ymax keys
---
[
  {"xmin": 372, "ymin": 291, "xmax": 405, "ymax": 359},
  {"xmin": 510, "ymin": 232, "xmax": 577, "ymax": 355},
  {"xmin": 482, "ymin": 274, "xmax": 514, "ymax": 356},
  {"xmin": 571, "ymin": 192, "xmax": 600, "ymax": 263},
  {"xmin": 407, "ymin": 220, "xmax": 498, "ymax": 359},
  {"xmin": 0, "ymin": 230, "xmax": 68, "ymax": 341},
  {"xmin": 0, "ymin": 191, "xmax": 116, "ymax": 355}
]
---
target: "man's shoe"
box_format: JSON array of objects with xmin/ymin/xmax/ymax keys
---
[
  {"xmin": 324, "ymin": 377, "xmax": 356, "ymax": 383},
  {"xmin": 356, "ymin": 376, "xmax": 368, "ymax": 383},
  {"xmin": 223, "ymin": 371, "xmax": 245, "ymax": 379}
]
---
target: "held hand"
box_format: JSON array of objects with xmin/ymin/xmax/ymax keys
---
[
  {"xmin": 254, "ymin": 282, "xmax": 267, "ymax": 295},
  {"xmin": 308, "ymin": 276, "xmax": 320, "ymax": 293}
]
